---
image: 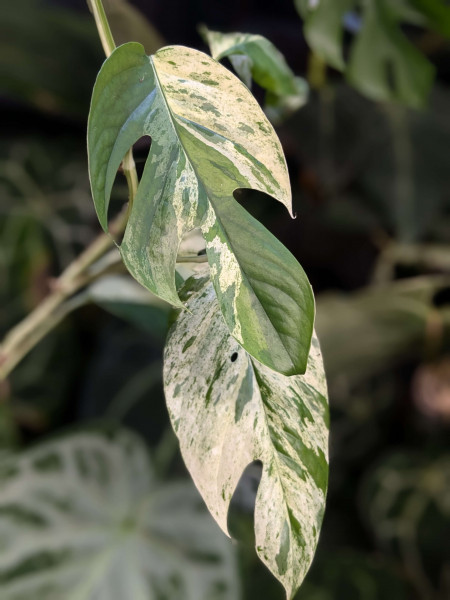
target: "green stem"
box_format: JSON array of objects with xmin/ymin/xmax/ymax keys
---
[
  {"xmin": 87, "ymin": 0, "xmax": 138, "ymax": 214},
  {"xmin": 87, "ymin": 0, "xmax": 116, "ymax": 57},
  {"xmin": 0, "ymin": 209, "xmax": 128, "ymax": 381}
]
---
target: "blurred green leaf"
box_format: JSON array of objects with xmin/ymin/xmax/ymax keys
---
[
  {"xmin": 361, "ymin": 451, "xmax": 450, "ymax": 594},
  {"xmin": 347, "ymin": 0, "xmax": 434, "ymax": 109},
  {"xmin": 296, "ymin": 0, "xmax": 439, "ymax": 107},
  {"xmin": 0, "ymin": 426, "xmax": 241, "ymax": 600},
  {"xmin": 316, "ymin": 276, "xmax": 450, "ymax": 387},
  {"xmin": 300, "ymin": 0, "xmax": 353, "ymax": 70}
]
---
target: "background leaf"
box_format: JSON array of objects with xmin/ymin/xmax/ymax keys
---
[
  {"xmin": 299, "ymin": 0, "xmax": 353, "ymax": 71},
  {"xmin": 164, "ymin": 276, "xmax": 329, "ymax": 599},
  {"xmin": 88, "ymin": 42, "xmax": 314, "ymax": 375},
  {"xmin": 296, "ymin": 0, "xmax": 437, "ymax": 107},
  {"xmin": 0, "ymin": 427, "xmax": 240, "ymax": 600},
  {"xmin": 347, "ymin": 0, "xmax": 434, "ymax": 108},
  {"xmin": 360, "ymin": 451, "xmax": 450, "ymax": 593}
]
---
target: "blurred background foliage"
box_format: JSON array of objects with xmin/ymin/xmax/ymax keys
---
[{"xmin": 1, "ymin": 0, "xmax": 450, "ymax": 599}]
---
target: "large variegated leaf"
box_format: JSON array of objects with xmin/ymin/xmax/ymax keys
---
[
  {"xmin": 200, "ymin": 26, "xmax": 308, "ymax": 123},
  {"xmin": 88, "ymin": 42, "xmax": 314, "ymax": 375},
  {"xmin": 0, "ymin": 428, "xmax": 240, "ymax": 600},
  {"xmin": 164, "ymin": 276, "xmax": 329, "ymax": 599}
]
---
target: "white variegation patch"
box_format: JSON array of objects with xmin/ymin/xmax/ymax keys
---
[
  {"xmin": 164, "ymin": 276, "xmax": 329, "ymax": 600},
  {"xmin": 0, "ymin": 428, "xmax": 240, "ymax": 600},
  {"xmin": 88, "ymin": 42, "xmax": 315, "ymax": 375}
]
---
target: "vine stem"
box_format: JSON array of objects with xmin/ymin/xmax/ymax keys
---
[{"xmin": 0, "ymin": 0, "xmax": 138, "ymax": 382}]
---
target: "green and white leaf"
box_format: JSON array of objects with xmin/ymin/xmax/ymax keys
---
[
  {"xmin": 200, "ymin": 26, "xmax": 308, "ymax": 123},
  {"xmin": 88, "ymin": 41, "xmax": 314, "ymax": 375},
  {"xmin": 164, "ymin": 276, "xmax": 329, "ymax": 599},
  {"xmin": 0, "ymin": 427, "xmax": 240, "ymax": 600}
]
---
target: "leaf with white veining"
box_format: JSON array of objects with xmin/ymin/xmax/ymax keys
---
[
  {"xmin": 164, "ymin": 276, "xmax": 329, "ymax": 599},
  {"xmin": 0, "ymin": 427, "xmax": 240, "ymax": 600},
  {"xmin": 88, "ymin": 42, "xmax": 314, "ymax": 375}
]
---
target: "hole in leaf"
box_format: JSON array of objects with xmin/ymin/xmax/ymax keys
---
[
  {"xmin": 230, "ymin": 352, "xmax": 238, "ymax": 362},
  {"xmin": 227, "ymin": 460, "xmax": 262, "ymax": 542},
  {"xmin": 233, "ymin": 188, "xmax": 286, "ymax": 233},
  {"xmin": 433, "ymin": 287, "xmax": 450, "ymax": 307},
  {"xmin": 105, "ymin": 136, "xmax": 151, "ymax": 236}
]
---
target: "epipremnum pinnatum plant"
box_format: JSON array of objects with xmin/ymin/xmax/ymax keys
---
[
  {"xmin": 2, "ymin": 0, "xmax": 449, "ymax": 597},
  {"xmin": 0, "ymin": 1, "xmax": 332, "ymax": 597},
  {"xmin": 2, "ymin": 0, "xmax": 450, "ymax": 598},
  {"xmin": 85, "ymin": 2, "xmax": 328, "ymax": 597}
]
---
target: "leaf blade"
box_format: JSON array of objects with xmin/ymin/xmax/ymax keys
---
[
  {"xmin": 88, "ymin": 42, "xmax": 314, "ymax": 374},
  {"xmin": 164, "ymin": 276, "xmax": 329, "ymax": 598}
]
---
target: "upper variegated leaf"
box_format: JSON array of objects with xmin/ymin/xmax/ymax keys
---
[
  {"xmin": 88, "ymin": 42, "xmax": 314, "ymax": 375},
  {"xmin": 164, "ymin": 276, "xmax": 329, "ymax": 599},
  {"xmin": 200, "ymin": 27, "xmax": 308, "ymax": 123},
  {"xmin": 0, "ymin": 427, "xmax": 240, "ymax": 600}
]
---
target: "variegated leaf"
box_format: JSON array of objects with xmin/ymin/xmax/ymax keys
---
[
  {"xmin": 164, "ymin": 276, "xmax": 329, "ymax": 599},
  {"xmin": 88, "ymin": 42, "xmax": 314, "ymax": 375},
  {"xmin": 0, "ymin": 428, "xmax": 240, "ymax": 600},
  {"xmin": 200, "ymin": 26, "xmax": 308, "ymax": 123}
]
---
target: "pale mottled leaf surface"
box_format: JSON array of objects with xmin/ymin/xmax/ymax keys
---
[
  {"xmin": 200, "ymin": 27, "xmax": 308, "ymax": 122},
  {"xmin": 0, "ymin": 428, "xmax": 240, "ymax": 600},
  {"xmin": 88, "ymin": 42, "xmax": 314, "ymax": 375},
  {"xmin": 164, "ymin": 276, "xmax": 329, "ymax": 599}
]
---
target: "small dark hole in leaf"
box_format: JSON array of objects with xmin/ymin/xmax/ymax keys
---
[
  {"xmin": 106, "ymin": 135, "xmax": 151, "ymax": 243},
  {"xmin": 230, "ymin": 352, "xmax": 238, "ymax": 362},
  {"xmin": 433, "ymin": 287, "xmax": 450, "ymax": 307}
]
